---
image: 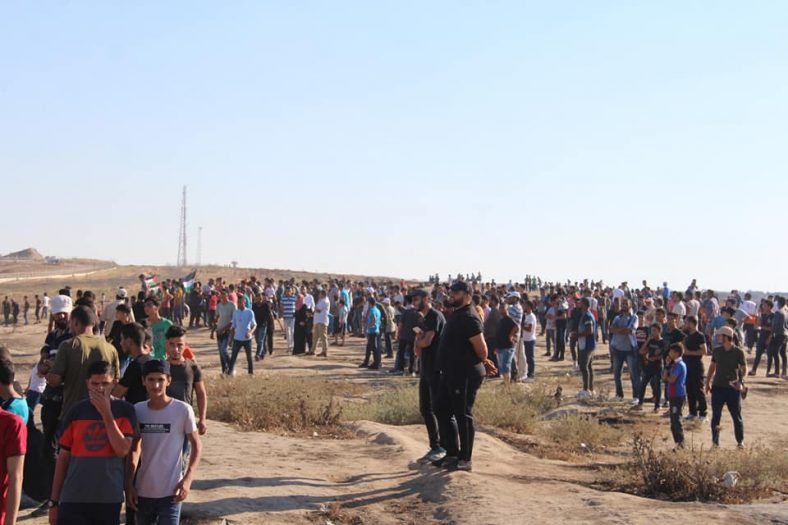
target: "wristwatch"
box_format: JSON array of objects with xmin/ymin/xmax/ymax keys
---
[{"xmin": 47, "ymin": 500, "xmax": 58, "ymax": 508}]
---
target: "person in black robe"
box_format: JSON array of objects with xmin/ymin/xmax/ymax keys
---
[{"xmin": 293, "ymin": 304, "xmax": 308, "ymax": 355}]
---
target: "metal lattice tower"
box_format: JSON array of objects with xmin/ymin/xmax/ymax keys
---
[
  {"xmin": 196, "ymin": 226, "xmax": 202, "ymax": 266},
  {"xmin": 176, "ymin": 186, "xmax": 187, "ymax": 267}
]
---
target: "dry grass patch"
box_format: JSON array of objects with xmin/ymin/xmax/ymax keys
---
[
  {"xmin": 539, "ymin": 413, "xmax": 624, "ymax": 454},
  {"xmin": 207, "ymin": 374, "xmax": 365, "ymax": 437},
  {"xmin": 346, "ymin": 382, "xmax": 557, "ymax": 434},
  {"xmin": 608, "ymin": 434, "xmax": 788, "ymax": 503}
]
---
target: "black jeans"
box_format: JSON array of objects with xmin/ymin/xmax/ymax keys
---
[
  {"xmin": 711, "ymin": 386, "xmax": 743, "ymax": 445},
  {"xmin": 384, "ymin": 332, "xmax": 394, "ymax": 358},
  {"xmin": 545, "ymin": 329, "xmax": 555, "ymax": 355},
  {"xmin": 419, "ymin": 372, "xmax": 441, "ymax": 450},
  {"xmin": 523, "ymin": 340, "xmax": 535, "ymax": 378},
  {"xmin": 395, "ymin": 340, "xmax": 415, "ymax": 373},
  {"xmin": 752, "ymin": 336, "xmax": 769, "ymax": 373},
  {"xmin": 577, "ymin": 350, "xmax": 594, "ymax": 391},
  {"xmin": 685, "ymin": 358, "xmax": 707, "ymax": 417},
  {"xmin": 436, "ymin": 372, "xmax": 484, "ymax": 462},
  {"xmin": 669, "ymin": 396, "xmax": 685, "ymax": 445},
  {"xmin": 768, "ymin": 335, "xmax": 787, "ymax": 376},
  {"xmin": 554, "ymin": 324, "xmax": 566, "ymax": 360},
  {"xmin": 364, "ymin": 333, "xmax": 381, "ymax": 367},
  {"xmin": 638, "ymin": 366, "xmax": 662, "ymax": 408}
]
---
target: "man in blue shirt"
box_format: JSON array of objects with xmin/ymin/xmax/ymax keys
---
[
  {"xmin": 609, "ymin": 298, "xmax": 641, "ymax": 403},
  {"xmin": 664, "ymin": 343, "xmax": 687, "ymax": 448},
  {"xmin": 576, "ymin": 298, "xmax": 596, "ymax": 398},
  {"xmin": 360, "ymin": 297, "xmax": 382, "ymax": 370},
  {"xmin": 229, "ymin": 295, "xmax": 256, "ymax": 375}
]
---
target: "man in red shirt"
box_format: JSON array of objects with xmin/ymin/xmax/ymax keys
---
[{"xmin": 1, "ymin": 407, "xmax": 26, "ymax": 525}]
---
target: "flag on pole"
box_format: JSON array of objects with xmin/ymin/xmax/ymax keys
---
[
  {"xmin": 144, "ymin": 274, "xmax": 159, "ymax": 290},
  {"xmin": 181, "ymin": 270, "xmax": 197, "ymax": 292}
]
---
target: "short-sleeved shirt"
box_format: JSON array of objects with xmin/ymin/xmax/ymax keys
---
[
  {"xmin": 216, "ymin": 301, "xmax": 237, "ymax": 330},
  {"xmin": 0, "ymin": 398, "xmax": 29, "ymax": 424},
  {"xmin": 52, "ymin": 334, "xmax": 121, "ymax": 420},
  {"xmin": 643, "ymin": 339, "xmax": 666, "ymax": 371},
  {"xmin": 150, "ymin": 318, "xmax": 173, "ymax": 360},
  {"xmin": 367, "ymin": 307, "xmax": 381, "ymax": 334},
  {"xmin": 279, "ymin": 296, "xmax": 297, "ymax": 320},
  {"xmin": 399, "ymin": 308, "xmax": 420, "ymax": 343},
  {"xmin": 610, "ymin": 313, "xmax": 638, "ymax": 351},
  {"xmin": 522, "ymin": 312, "xmax": 538, "ymax": 343},
  {"xmin": 683, "ymin": 331, "xmax": 706, "ymax": 364},
  {"xmin": 578, "ymin": 311, "xmax": 596, "ymax": 351},
  {"xmin": 420, "ymin": 308, "xmax": 446, "ymax": 376},
  {"xmin": 436, "ymin": 304, "xmax": 485, "ymax": 378},
  {"xmin": 167, "ymin": 359, "xmax": 202, "ymax": 406},
  {"xmin": 231, "ymin": 308, "xmax": 256, "ymax": 341},
  {"xmin": 134, "ymin": 399, "xmax": 197, "ymax": 499},
  {"xmin": 0, "ymin": 409, "xmax": 27, "ymax": 525},
  {"xmin": 119, "ymin": 354, "xmax": 152, "ymax": 405},
  {"xmin": 711, "ymin": 345, "xmax": 746, "ymax": 388},
  {"xmin": 495, "ymin": 316, "xmax": 518, "ymax": 350},
  {"xmin": 668, "ymin": 358, "xmax": 687, "ymax": 399},
  {"xmin": 57, "ymin": 399, "xmax": 137, "ymax": 503}
]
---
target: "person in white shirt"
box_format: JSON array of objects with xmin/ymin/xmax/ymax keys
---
[
  {"xmin": 519, "ymin": 300, "xmax": 538, "ymax": 382},
  {"xmin": 311, "ymin": 290, "xmax": 331, "ymax": 357},
  {"xmin": 301, "ymin": 286, "xmax": 315, "ymax": 311}
]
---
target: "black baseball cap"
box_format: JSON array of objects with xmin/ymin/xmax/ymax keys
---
[
  {"xmin": 410, "ymin": 289, "xmax": 429, "ymax": 298},
  {"xmin": 450, "ymin": 281, "xmax": 471, "ymax": 294},
  {"xmin": 142, "ymin": 359, "xmax": 171, "ymax": 377}
]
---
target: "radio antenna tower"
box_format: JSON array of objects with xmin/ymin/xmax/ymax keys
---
[
  {"xmin": 176, "ymin": 186, "xmax": 187, "ymax": 267},
  {"xmin": 196, "ymin": 226, "xmax": 202, "ymax": 266}
]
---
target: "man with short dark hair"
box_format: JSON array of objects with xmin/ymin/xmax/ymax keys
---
[
  {"xmin": 47, "ymin": 305, "xmax": 121, "ymax": 422},
  {"xmin": 113, "ymin": 323, "xmax": 152, "ymax": 405},
  {"xmin": 682, "ymin": 316, "xmax": 708, "ymax": 422},
  {"xmin": 48, "ymin": 360, "xmax": 136, "ymax": 525},
  {"xmin": 432, "ymin": 281, "xmax": 491, "ymax": 471},
  {"xmin": 360, "ymin": 297, "xmax": 382, "ymax": 370},
  {"xmin": 144, "ymin": 298, "xmax": 172, "ymax": 361},
  {"xmin": 165, "ymin": 326, "xmax": 207, "ymax": 435},
  {"xmin": 229, "ymin": 295, "xmax": 256, "ymax": 375},
  {"xmin": 127, "ymin": 360, "xmax": 202, "ymax": 525},
  {"xmin": 412, "ymin": 290, "xmax": 446, "ymax": 463}
]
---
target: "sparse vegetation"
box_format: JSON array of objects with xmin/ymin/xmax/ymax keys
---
[
  {"xmin": 309, "ymin": 501, "xmax": 364, "ymax": 525},
  {"xmin": 539, "ymin": 413, "xmax": 624, "ymax": 453},
  {"xmin": 610, "ymin": 434, "xmax": 788, "ymax": 503},
  {"xmin": 207, "ymin": 374, "xmax": 364, "ymax": 437}
]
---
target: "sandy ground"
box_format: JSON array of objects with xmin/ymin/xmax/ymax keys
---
[{"xmin": 3, "ymin": 317, "xmax": 787, "ymax": 525}]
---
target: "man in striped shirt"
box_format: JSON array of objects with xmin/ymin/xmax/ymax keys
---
[{"xmin": 279, "ymin": 287, "xmax": 297, "ymax": 354}]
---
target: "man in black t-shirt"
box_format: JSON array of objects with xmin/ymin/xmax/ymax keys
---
[
  {"xmin": 113, "ymin": 323, "xmax": 151, "ymax": 405},
  {"xmin": 682, "ymin": 316, "xmax": 708, "ymax": 421},
  {"xmin": 412, "ymin": 290, "xmax": 447, "ymax": 464},
  {"xmin": 432, "ymin": 281, "xmax": 491, "ymax": 472},
  {"xmin": 636, "ymin": 324, "xmax": 666, "ymax": 411},
  {"xmin": 394, "ymin": 295, "xmax": 420, "ymax": 376}
]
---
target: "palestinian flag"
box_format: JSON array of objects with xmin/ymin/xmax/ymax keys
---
[
  {"xmin": 144, "ymin": 274, "xmax": 159, "ymax": 289},
  {"xmin": 181, "ymin": 270, "xmax": 197, "ymax": 292}
]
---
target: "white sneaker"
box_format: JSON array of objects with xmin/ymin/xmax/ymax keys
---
[
  {"xmin": 523, "ymin": 377, "xmax": 534, "ymax": 384},
  {"xmin": 577, "ymin": 389, "xmax": 590, "ymax": 398},
  {"xmin": 572, "ymin": 362, "xmax": 579, "ymax": 371},
  {"xmin": 613, "ymin": 396, "xmax": 625, "ymax": 401},
  {"xmin": 630, "ymin": 398, "xmax": 640, "ymax": 406}
]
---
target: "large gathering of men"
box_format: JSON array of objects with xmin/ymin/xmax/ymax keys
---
[{"xmin": 0, "ymin": 271, "xmax": 785, "ymax": 524}]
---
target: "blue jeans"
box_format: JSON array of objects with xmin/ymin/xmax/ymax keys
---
[
  {"xmin": 495, "ymin": 347, "xmax": 515, "ymax": 375},
  {"xmin": 255, "ymin": 324, "xmax": 268, "ymax": 358},
  {"xmin": 135, "ymin": 496, "xmax": 182, "ymax": 525},
  {"xmin": 217, "ymin": 331, "xmax": 231, "ymax": 373},
  {"xmin": 611, "ymin": 348, "xmax": 641, "ymax": 399},
  {"xmin": 711, "ymin": 386, "xmax": 744, "ymax": 445},
  {"xmin": 230, "ymin": 339, "xmax": 254, "ymax": 374}
]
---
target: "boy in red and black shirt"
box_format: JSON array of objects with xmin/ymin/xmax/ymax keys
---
[{"xmin": 49, "ymin": 360, "xmax": 137, "ymax": 525}]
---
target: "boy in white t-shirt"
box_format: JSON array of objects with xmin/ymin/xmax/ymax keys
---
[
  {"xmin": 25, "ymin": 347, "xmax": 49, "ymax": 426},
  {"xmin": 126, "ymin": 360, "xmax": 202, "ymax": 525}
]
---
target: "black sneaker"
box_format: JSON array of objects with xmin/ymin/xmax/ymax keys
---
[
  {"xmin": 431, "ymin": 455, "xmax": 458, "ymax": 468},
  {"xmin": 368, "ymin": 364, "xmax": 381, "ymax": 370},
  {"xmin": 358, "ymin": 362, "xmax": 369, "ymax": 368},
  {"xmin": 452, "ymin": 459, "xmax": 472, "ymax": 471}
]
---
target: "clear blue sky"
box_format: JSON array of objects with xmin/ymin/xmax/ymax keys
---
[{"xmin": 1, "ymin": 2, "xmax": 786, "ymax": 291}]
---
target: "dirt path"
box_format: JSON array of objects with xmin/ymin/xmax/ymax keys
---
[{"xmin": 4, "ymin": 321, "xmax": 787, "ymax": 524}]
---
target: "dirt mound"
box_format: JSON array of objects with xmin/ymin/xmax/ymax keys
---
[{"xmin": 1, "ymin": 247, "xmax": 44, "ymax": 260}]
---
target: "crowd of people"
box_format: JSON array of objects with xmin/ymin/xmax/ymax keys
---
[{"xmin": 0, "ymin": 272, "xmax": 785, "ymax": 522}]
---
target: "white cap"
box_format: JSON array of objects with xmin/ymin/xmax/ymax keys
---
[
  {"xmin": 51, "ymin": 295, "xmax": 73, "ymax": 315},
  {"xmin": 505, "ymin": 291, "xmax": 521, "ymax": 300},
  {"xmin": 117, "ymin": 288, "xmax": 128, "ymax": 299},
  {"xmin": 383, "ymin": 298, "xmax": 391, "ymax": 305}
]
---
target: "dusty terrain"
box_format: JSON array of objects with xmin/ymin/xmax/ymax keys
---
[{"xmin": 2, "ymin": 278, "xmax": 787, "ymax": 524}]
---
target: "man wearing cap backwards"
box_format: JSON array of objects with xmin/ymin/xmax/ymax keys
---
[
  {"xmin": 705, "ymin": 326, "xmax": 747, "ymax": 448},
  {"xmin": 101, "ymin": 288, "xmax": 135, "ymax": 337},
  {"xmin": 127, "ymin": 359, "xmax": 202, "ymax": 525},
  {"xmin": 432, "ymin": 281, "xmax": 492, "ymax": 471}
]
